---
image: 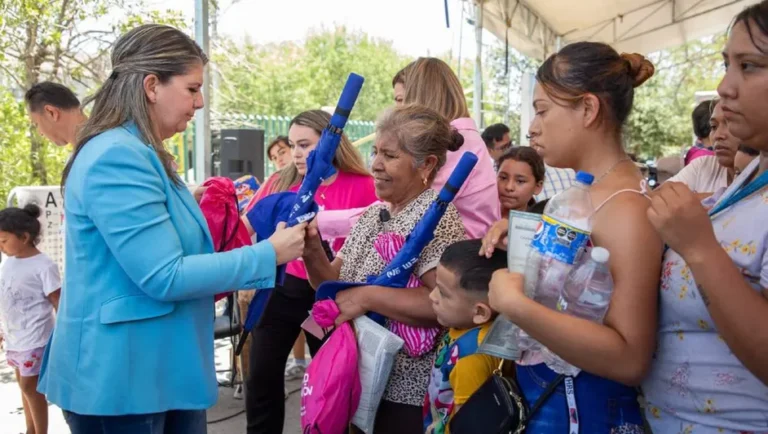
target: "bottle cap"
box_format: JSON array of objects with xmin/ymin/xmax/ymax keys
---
[
  {"xmin": 591, "ymin": 247, "xmax": 610, "ymax": 263},
  {"xmin": 575, "ymin": 171, "xmax": 595, "ymax": 185}
]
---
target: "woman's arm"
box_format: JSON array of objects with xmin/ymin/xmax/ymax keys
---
[
  {"xmin": 82, "ymin": 143, "xmax": 280, "ymax": 302},
  {"xmin": 490, "ymin": 195, "xmax": 662, "ymax": 386},
  {"xmin": 648, "ymin": 181, "xmax": 768, "ymax": 384},
  {"xmin": 334, "ymin": 269, "xmax": 439, "ymax": 327}
]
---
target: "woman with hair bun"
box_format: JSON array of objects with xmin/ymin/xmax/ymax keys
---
[{"xmin": 481, "ymin": 42, "xmax": 663, "ymax": 432}]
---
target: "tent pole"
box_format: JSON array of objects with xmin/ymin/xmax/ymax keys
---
[
  {"xmin": 474, "ymin": 0, "xmax": 484, "ymax": 129},
  {"xmin": 194, "ymin": 0, "xmax": 211, "ymax": 184}
]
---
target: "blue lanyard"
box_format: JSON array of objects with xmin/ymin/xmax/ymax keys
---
[{"xmin": 708, "ymin": 167, "xmax": 768, "ymax": 217}]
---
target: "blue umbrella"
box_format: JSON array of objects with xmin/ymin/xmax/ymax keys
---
[
  {"xmin": 235, "ymin": 73, "xmax": 365, "ymax": 356},
  {"xmin": 315, "ymin": 152, "xmax": 478, "ymax": 325}
]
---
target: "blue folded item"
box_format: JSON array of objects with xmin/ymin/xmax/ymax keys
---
[{"xmin": 235, "ymin": 73, "xmax": 365, "ymax": 356}]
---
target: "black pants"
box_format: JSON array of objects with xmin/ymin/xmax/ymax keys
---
[
  {"xmin": 350, "ymin": 401, "xmax": 423, "ymax": 434},
  {"xmin": 245, "ymin": 274, "xmax": 323, "ymax": 434}
]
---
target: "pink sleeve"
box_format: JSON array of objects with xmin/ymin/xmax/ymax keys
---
[
  {"xmin": 316, "ymin": 206, "xmax": 374, "ymax": 239},
  {"xmin": 433, "ymin": 126, "xmax": 500, "ymax": 239}
]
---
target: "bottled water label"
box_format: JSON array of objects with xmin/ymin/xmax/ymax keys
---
[{"xmin": 531, "ymin": 215, "xmax": 590, "ymax": 265}]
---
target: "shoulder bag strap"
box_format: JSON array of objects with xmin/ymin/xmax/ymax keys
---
[{"xmin": 528, "ymin": 374, "xmax": 566, "ymax": 416}]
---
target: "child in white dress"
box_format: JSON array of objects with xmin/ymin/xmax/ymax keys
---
[{"xmin": 0, "ymin": 204, "xmax": 61, "ymax": 434}]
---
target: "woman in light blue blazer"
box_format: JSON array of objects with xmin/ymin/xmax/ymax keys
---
[{"xmin": 36, "ymin": 24, "xmax": 307, "ymax": 434}]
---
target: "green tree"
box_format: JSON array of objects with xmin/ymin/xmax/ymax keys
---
[
  {"xmin": 0, "ymin": 0, "xmax": 187, "ymax": 207},
  {"xmin": 623, "ymin": 34, "xmax": 726, "ymax": 159},
  {"xmin": 213, "ymin": 26, "xmax": 411, "ymax": 121}
]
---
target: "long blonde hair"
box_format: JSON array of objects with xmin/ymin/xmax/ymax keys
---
[
  {"xmin": 272, "ymin": 110, "xmax": 370, "ymax": 193},
  {"xmin": 62, "ymin": 24, "xmax": 207, "ymax": 188},
  {"xmin": 403, "ymin": 58, "xmax": 470, "ymax": 121}
]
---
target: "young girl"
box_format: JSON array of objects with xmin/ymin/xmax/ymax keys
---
[
  {"xmin": 0, "ymin": 204, "xmax": 61, "ymax": 434},
  {"xmin": 496, "ymin": 146, "xmax": 545, "ymax": 217},
  {"xmin": 482, "ymin": 42, "xmax": 663, "ymax": 433}
]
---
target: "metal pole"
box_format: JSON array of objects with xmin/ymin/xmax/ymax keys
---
[
  {"xmin": 457, "ymin": 2, "xmax": 464, "ymax": 83},
  {"xmin": 473, "ymin": 0, "xmax": 483, "ymax": 129},
  {"xmin": 194, "ymin": 0, "xmax": 211, "ymax": 184}
]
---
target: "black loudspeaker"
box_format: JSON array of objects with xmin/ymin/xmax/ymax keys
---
[{"xmin": 218, "ymin": 129, "xmax": 265, "ymax": 181}]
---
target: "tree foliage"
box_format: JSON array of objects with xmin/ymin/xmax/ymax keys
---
[
  {"xmin": 0, "ymin": 0, "xmax": 187, "ymax": 207},
  {"xmin": 213, "ymin": 26, "xmax": 410, "ymax": 121},
  {"xmin": 626, "ymin": 34, "xmax": 726, "ymax": 159}
]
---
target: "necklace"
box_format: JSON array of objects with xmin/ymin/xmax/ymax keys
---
[{"xmin": 594, "ymin": 157, "xmax": 632, "ymax": 185}]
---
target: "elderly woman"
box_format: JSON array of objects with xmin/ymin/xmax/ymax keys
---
[{"xmin": 303, "ymin": 105, "xmax": 466, "ymax": 434}]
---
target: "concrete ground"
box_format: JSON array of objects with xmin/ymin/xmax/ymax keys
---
[{"xmin": 0, "ymin": 341, "xmax": 302, "ymax": 434}]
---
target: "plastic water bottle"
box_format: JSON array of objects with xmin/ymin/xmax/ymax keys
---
[
  {"xmin": 517, "ymin": 171, "xmax": 595, "ymax": 353},
  {"xmin": 556, "ymin": 247, "xmax": 613, "ymax": 321},
  {"xmin": 543, "ymin": 247, "xmax": 613, "ymax": 375}
]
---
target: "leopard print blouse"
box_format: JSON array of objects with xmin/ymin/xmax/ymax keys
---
[{"xmin": 338, "ymin": 188, "xmax": 467, "ymax": 406}]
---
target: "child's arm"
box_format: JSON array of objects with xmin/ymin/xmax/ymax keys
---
[{"xmin": 47, "ymin": 288, "xmax": 61, "ymax": 312}]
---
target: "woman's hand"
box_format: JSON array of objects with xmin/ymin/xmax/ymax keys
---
[
  {"xmin": 488, "ymin": 269, "xmax": 527, "ymax": 320},
  {"xmin": 479, "ymin": 218, "xmax": 509, "ymax": 258},
  {"xmin": 334, "ymin": 285, "xmax": 372, "ymax": 326},
  {"xmin": 268, "ymin": 221, "xmax": 308, "ymax": 265},
  {"xmin": 647, "ymin": 182, "xmax": 719, "ymax": 262}
]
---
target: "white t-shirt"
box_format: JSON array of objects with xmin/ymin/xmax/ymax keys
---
[
  {"xmin": 0, "ymin": 253, "xmax": 61, "ymax": 351},
  {"xmin": 667, "ymin": 155, "xmax": 729, "ymax": 193}
]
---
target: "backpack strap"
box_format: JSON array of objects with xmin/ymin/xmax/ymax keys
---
[{"xmin": 439, "ymin": 327, "xmax": 483, "ymax": 378}]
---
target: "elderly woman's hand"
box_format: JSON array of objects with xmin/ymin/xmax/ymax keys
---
[
  {"xmin": 480, "ymin": 218, "xmax": 509, "ymax": 258},
  {"xmin": 334, "ymin": 286, "xmax": 373, "ymax": 326}
]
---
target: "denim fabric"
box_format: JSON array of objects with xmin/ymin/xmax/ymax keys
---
[
  {"xmin": 517, "ymin": 363, "xmax": 644, "ymax": 434},
  {"xmin": 63, "ymin": 409, "xmax": 206, "ymax": 434}
]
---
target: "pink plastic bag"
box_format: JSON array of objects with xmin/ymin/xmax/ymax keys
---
[{"xmin": 301, "ymin": 300, "xmax": 361, "ymax": 434}]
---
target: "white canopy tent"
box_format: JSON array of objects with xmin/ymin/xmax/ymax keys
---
[
  {"xmin": 473, "ymin": 0, "xmax": 759, "ymax": 61},
  {"xmin": 464, "ymin": 0, "xmax": 759, "ymax": 144}
]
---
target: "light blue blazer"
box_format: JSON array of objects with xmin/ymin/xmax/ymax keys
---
[{"xmin": 37, "ymin": 122, "xmax": 277, "ymax": 415}]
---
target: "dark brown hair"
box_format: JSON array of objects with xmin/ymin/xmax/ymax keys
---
[
  {"xmin": 536, "ymin": 42, "xmax": 655, "ymax": 130},
  {"xmin": 498, "ymin": 146, "xmax": 546, "ymax": 184},
  {"xmin": 732, "ymin": 0, "xmax": 768, "ymax": 54},
  {"xmin": 25, "ymin": 82, "xmax": 80, "ymax": 112},
  {"xmin": 0, "ymin": 204, "xmax": 42, "ymax": 245},
  {"xmin": 267, "ymin": 136, "xmax": 288, "ymax": 156},
  {"xmin": 497, "ymin": 146, "xmax": 545, "ymax": 207}
]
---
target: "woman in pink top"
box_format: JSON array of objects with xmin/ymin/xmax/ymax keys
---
[
  {"xmin": 242, "ymin": 110, "xmax": 377, "ymax": 434},
  {"xmin": 317, "ymin": 59, "xmax": 499, "ymax": 240}
]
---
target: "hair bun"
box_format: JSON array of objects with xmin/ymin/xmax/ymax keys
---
[
  {"xmin": 23, "ymin": 204, "xmax": 41, "ymax": 219},
  {"xmin": 621, "ymin": 53, "xmax": 655, "ymax": 87},
  {"xmin": 448, "ymin": 130, "xmax": 464, "ymax": 152}
]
